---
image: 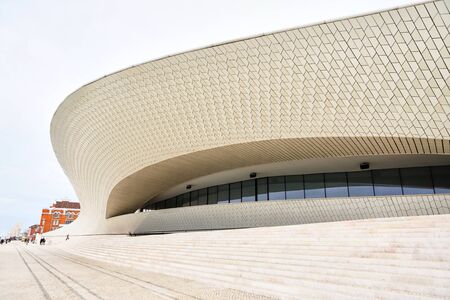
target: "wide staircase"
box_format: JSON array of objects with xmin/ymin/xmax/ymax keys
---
[{"xmin": 56, "ymin": 215, "xmax": 450, "ymax": 299}]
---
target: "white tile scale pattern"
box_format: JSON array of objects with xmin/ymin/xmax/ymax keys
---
[
  {"xmin": 51, "ymin": 0, "xmax": 450, "ymax": 233},
  {"xmin": 101, "ymin": 193, "xmax": 450, "ymax": 235}
]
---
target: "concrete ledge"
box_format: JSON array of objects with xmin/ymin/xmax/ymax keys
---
[{"xmin": 60, "ymin": 193, "xmax": 450, "ymax": 235}]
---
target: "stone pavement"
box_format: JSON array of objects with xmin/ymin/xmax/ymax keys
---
[{"xmin": 0, "ymin": 242, "xmax": 271, "ymax": 300}]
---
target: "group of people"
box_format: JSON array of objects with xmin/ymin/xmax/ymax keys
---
[
  {"xmin": 0, "ymin": 235, "xmax": 68, "ymax": 245},
  {"xmin": 0, "ymin": 238, "xmax": 10, "ymax": 245}
]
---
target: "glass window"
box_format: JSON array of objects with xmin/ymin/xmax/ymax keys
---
[
  {"xmin": 305, "ymin": 174, "xmax": 325, "ymax": 198},
  {"xmin": 348, "ymin": 171, "xmax": 374, "ymax": 196},
  {"xmin": 230, "ymin": 182, "xmax": 242, "ymax": 203},
  {"xmin": 256, "ymin": 178, "xmax": 268, "ymax": 201},
  {"xmin": 242, "ymin": 180, "xmax": 256, "ymax": 202},
  {"xmin": 268, "ymin": 176, "xmax": 285, "ymax": 200},
  {"xmin": 198, "ymin": 188, "xmax": 208, "ymax": 205},
  {"xmin": 182, "ymin": 193, "xmax": 190, "ymax": 207},
  {"xmin": 373, "ymin": 169, "xmax": 402, "ymax": 196},
  {"xmin": 286, "ymin": 175, "xmax": 304, "ymax": 199},
  {"xmin": 176, "ymin": 195, "xmax": 184, "ymax": 207},
  {"xmin": 208, "ymin": 186, "xmax": 218, "ymax": 204},
  {"xmin": 166, "ymin": 197, "xmax": 176, "ymax": 208},
  {"xmin": 190, "ymin": 190, "xmax": 199, "ymax": 206},
  {"xmin": 156, "ymin": 201, "xmax": 165, "ymax": 210},
  {"xmin": 141, "ymin": 165, "xmax": 450, "ymax": 211},
  {"xmin": 401, "ymin": 167, "xmax": 434, "ymax": 195},
  {"xmin": 325, "ymin": 172, "xmax": 348, "ymax": 197},
  {"xmin": 218, "ymin": 184, "xmax": 229, "ymax": 204},
  {"xmin": 432, "ymin": 166, "xmax": 450, "ymax": 194}
]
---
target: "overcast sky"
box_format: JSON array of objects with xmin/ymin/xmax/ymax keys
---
[{"xmin": 0, "ymin": 0, "xmax": 419, "ymax": 236}]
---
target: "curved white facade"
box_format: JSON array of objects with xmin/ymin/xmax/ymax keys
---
[{"xmin": 50, "ymin": 0, "xmax": 450, "ymax": 235}]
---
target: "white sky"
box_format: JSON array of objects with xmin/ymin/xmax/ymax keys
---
[{"xmin": 0, "ymin": 0, "xmax": 418, "ymax": 236}]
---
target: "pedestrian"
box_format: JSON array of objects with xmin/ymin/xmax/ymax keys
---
[{"xmin": 66, "ymin": 234, "xmax": 69, "ymax": 241}]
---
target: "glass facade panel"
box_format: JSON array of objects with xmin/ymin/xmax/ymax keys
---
[
  {"xmin": 304, "ymin": 174, "xmax": 325, "ymax": 198},
  {"xmin": 156, "ymin": 201, "xmax": 165, "ymax": 210},
  {"xmin": 182, "ymin": 193, "xmax": 190, "ymax": 207},
  {"xmin": 325, "ymin": 173, "xmax": 348, "ymax": 197},
  {"xmin": 142, "ymin": 165, "xmax": 450, "ymax": 211},
  {"xmin": 176, "ymin": 195, "xmax": 183, "ymax": 207},
  {"xmin": 166, "ymin": 197, "xmax": 176, "ymax": 208},
  {"xmin": 373, "ymin": 169, "xmax": 402, "ymax": 196},
  {"xmin": 218, "ymin": 184, "xmax": 229, "ymax": 204},
  {"xmin": 269, "ymin": 176, "xmax": 285, "ymax": 200},
  {"xmin": 285, "ymin": 175, "xmax": 304, "ymax": 199},
  {"xmin": 401, "ymin": 167, "xmax": 434, "ymax": 195},
  {"xmin": 242, "ymin": 180, "xmax": 256, "ymax": 202},
  {"xmin": 348, "ymin": 171, "xmax": 374, "ymax": 196},
  {"xmin": 257, "ymin": 178, "xmax": 268, "ymax": 201},
  {"xmin": 230, "ymin": 182, "xmax": 242, "ymax": 203},
  {"xmin": 432, "ymin": 166, "xmax": 450, "ymax": 194},
  {"xmin": 198, "ymin": 188, "xmax": 208, "ymax": 205},
  {"xmin": 190, "ymin": 190, "xmax": 199, "ymax": 206},
  {"xmin": 207, "ymin": 186, "xmax": 218, "ymax": 204}
]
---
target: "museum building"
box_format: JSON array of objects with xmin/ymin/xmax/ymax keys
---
[{"xmin": 50, "ymin": 0, "xmax": 450, "ymax": 235}]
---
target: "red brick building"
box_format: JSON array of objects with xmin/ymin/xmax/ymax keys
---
[
  {"xmin": 27, "ymin": 224, "xmax": 40, "ymax": 242},
  {"xmin": 38, "ymin": 200, "xmax": 80, "ymax": 233}
]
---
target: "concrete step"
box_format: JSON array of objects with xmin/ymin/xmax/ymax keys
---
[
  {"xmin": 74, "ymin": 246, "xmax": 450, "ymax": 280},
  {"xmin": 64, "ymin": 249, "xmax": 360, "ymax": 300},
  {"xmin": 74, "ymin": 246, "xmax": 450, "ymax": 289},
  {"xmin": 55, "ymin": 215, "xmax": 450, "ymax": 299},
  {"xmin": 73, "ymin": 238, "xmax": 450, "ymax": 253},
  {"xmin": 73, "ymin": 247, "xmax": 450, "ymax": 268},
  {"xmin": 73, "ymin": 225, "xmax": 450, "ymax": 239},
  {"xmin": 70, "ymin": 247, "xmax": 445, "ymax": 300},
  {"xmin": 83, "ymin": 241, "xmax": 450, "ymax": 261},
  {"xmin": 75, "ymin": 243, "xmax": 450, "ymax": 270},
  {"xmin": 98, "ymin": 241, "xmax": 450, "ymax": 256}
]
